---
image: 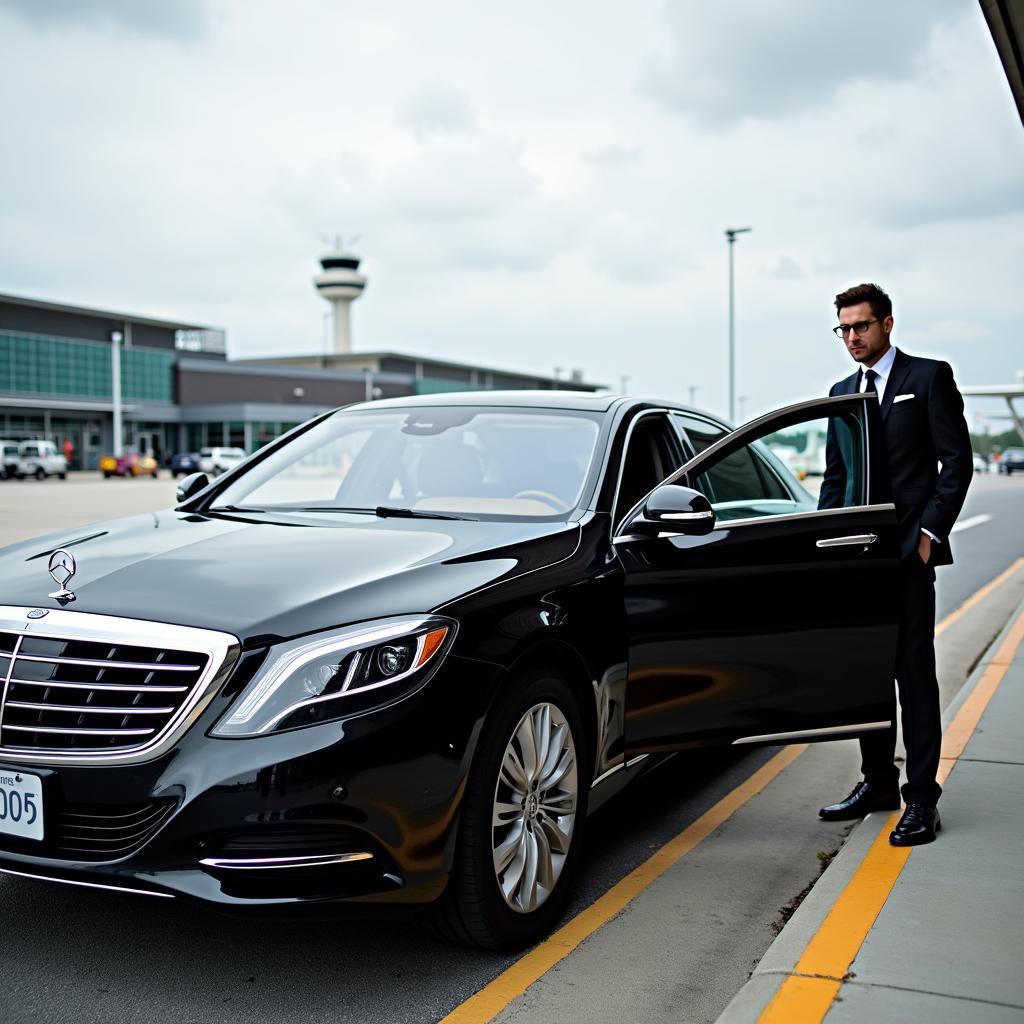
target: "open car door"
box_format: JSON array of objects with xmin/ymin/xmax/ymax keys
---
[{"xmin": 617, "ymin": 392, "xmax": 900, "ymax": 753}]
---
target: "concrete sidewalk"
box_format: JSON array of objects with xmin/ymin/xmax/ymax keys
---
[{"xmin": 718, "ymin": 599, "xmax": 1024, "ymax": 1023}]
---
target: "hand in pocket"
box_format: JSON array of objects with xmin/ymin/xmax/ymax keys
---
[{"xmin": 917, "ymin": 532, "xmax": 932, "ymax": 565}]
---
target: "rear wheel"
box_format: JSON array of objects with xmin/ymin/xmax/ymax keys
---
[{"xmin": 427, "ymin": 669, "xmax": 589, "ymax": 950}]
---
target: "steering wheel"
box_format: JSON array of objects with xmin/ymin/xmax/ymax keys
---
[{"xmin": 512, "ymin": 489, "xmax": 570, "ymax": 512}]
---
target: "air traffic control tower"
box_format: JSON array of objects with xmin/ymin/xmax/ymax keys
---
[{"xmin": 314, "ymin": 247, "xmax": 367, "ymax": 353}]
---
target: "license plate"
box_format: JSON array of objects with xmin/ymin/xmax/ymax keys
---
[{"xmin": 0, "ymin": 771, "xmax": 44, "ymax": 841}]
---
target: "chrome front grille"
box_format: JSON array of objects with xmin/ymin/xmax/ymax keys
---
[
  {"xmin": 0, "ymin": 607, "xmax": 238, "ymax": 764},
  {"xmin": 0, "ymin": 635, "xmax": 207, "ymax": 752}
]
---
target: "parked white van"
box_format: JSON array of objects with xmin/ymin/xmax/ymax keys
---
[
  {"xmin": 1, "ymin": 439, "xmax": 20, "ymax": 479},
  {"xmin": 198, "ymin": 446, "xmax": 247, "ymax": 477},
  {"xmin": 16, "ymin": 440, "xmax": 68, "ymax": 480}
]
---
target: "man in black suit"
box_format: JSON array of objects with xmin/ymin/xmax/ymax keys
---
[{"xmin": 818, "ymin": 283, "xmax": 972, "ymax": 845}]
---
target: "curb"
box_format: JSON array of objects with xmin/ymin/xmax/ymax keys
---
[{"xmin": 715, "ymin": 593, "xmax": 1024, "ymax": 1023}]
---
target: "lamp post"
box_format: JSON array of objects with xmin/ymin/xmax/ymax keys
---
[
  {"xmin": 109, "ymin": 329, "xmax": 123, "ymax": 456},
  {"xmin": 725, "ymin": 226, "xmax": 752, "ymax": 423}
]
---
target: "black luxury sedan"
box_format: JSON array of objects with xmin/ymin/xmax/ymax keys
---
[{"xmin": 0, "ymin": 390, "xmax": 901, "ymax": 949}]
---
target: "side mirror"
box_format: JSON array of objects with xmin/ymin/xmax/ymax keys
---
[
  {"xmin": 626, "ymin": 484, "xmax": 715, "ymax": 538},
  {"xmin": 176, "ymin": 472, "xmax": 210, "ymax": 503}
]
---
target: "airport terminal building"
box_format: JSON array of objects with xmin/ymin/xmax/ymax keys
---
[{"xmin": 0, "ymin": 292, "xmax": 600, "ymax": 470}]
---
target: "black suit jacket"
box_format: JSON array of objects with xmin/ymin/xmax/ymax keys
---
[{"xmin": 819, "ymin": 349, "xmax": 972, "ymax": 566}]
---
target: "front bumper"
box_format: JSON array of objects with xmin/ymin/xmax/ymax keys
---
[{"xmin": 0, "ymin": 653, "xmax": 498, "ymax": 908}]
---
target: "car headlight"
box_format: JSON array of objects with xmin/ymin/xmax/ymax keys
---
[{"xmin": 211, "ymin": 615, "xmax": 456, "ymax": 737}]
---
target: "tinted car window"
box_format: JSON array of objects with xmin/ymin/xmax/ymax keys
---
[
  {"xmin": 614, "ymin": 414, "xmax": 685, "ymax": 526},
  {"xmin": 675, "ymin": 414, "xmax": 791, "ymax": 515},
  {"xmin": 684, "ymin": 411, "xmax": 866, "ymax": 523},
  {"xmin": 674, "ymin": 413, "xmax": 726, "ymax": 456},
  {"xmin": 216, "ymin": 407, "xmax": 602, "ymax": 519}
]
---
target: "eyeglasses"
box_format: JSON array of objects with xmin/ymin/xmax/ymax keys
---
[{"xmin": 833, "ymin": 319, "xmax": 879, "ymax": 338}]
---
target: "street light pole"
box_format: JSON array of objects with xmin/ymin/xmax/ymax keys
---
[
  {"xmin": 725, "ymin": 226, "xmax": 752, "ymax": 423},
  {"xmin": 110, "ymin": 329, "xmax": 123, "ymax": 456}
]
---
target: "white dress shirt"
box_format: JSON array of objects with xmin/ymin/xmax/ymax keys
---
[{"xmin": 858, "ymin": 344, "xmax": 897, "ymax": 400}]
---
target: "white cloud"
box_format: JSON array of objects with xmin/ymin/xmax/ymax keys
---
[
  {"xmin": 0, "ymin": 0, "xmax": 206, "ymax": 41},
  {"xmin": 397, "ymin": 80, "xmax": 476, "ymax": 141},
  {"xmin": 584, "ymin": 144, "xmax": 642, "ymax": 168},
  {"xmin": 639, "ymin": 0, "xmax": 964, "ymax": 127}
]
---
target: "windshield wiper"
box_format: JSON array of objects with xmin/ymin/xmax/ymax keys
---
[
  {"xmin": 374, "ymin": 506, "xmax": 474, "ymax": 521},
  {"xmin": 291, "ymin": 506, "xmax": 376, "ymax": 514},
  {"xmin": 212, "ymin": 504, "xmax": 474, "ymax": 520}
]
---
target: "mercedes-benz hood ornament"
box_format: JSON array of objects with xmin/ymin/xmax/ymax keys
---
[{"xmin": 48, "ymin": 548, "xmax": 77, "ymax": 603}]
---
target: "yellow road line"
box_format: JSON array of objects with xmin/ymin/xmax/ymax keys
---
[
  {"xmin": 758, "ymin": 603, "xmax": 1024, "ymax": 1024},
  {"xmin": 439, "ymin": 744, "xmax": 808, "ymax": 1024},
  {"xmin": 442, "ymin": 558, "xmax": 1024, "ymax": 1024}
]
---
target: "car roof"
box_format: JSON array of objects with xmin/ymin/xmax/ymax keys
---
[
  {"xmin": 337, "ymin": 390, "xmax": 716, "ymax": 418},
  {"xmin": 342, "ymin": 390, "xmax": 620, "ymax": 413}
]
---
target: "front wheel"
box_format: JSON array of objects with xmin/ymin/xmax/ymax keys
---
[
  {"xmin": 34, "ymin": 467, "xmax": 45, "ymax": 480},
  {"xmin": 429, "ymin": 669, "xmax": 589, "ymax": 950}
]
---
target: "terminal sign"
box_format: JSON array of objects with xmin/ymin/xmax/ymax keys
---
[{"xmin": 175, "ymin": 329, "xmax": 226, "ymax": 353}]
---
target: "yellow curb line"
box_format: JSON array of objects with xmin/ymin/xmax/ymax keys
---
[
  {"xmin": 758, "ymin": 599, "xmax": 1024, "ymax": 1024},
  {"xmin": 439, "ymin": 743, "xmax": 808, "ymax": 1024}
]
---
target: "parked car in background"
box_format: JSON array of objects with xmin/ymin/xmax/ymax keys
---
[
  {"xmin": 1, "ymin": 439, "xmax": 20, "ymax": 479},
  {"xmin": 198, "ymin": 446, "xmax": 247, "ymax": 476},
  {"xmin": 972, "ymin": 452, "xmax": 988, "ymax": 473},
  {"xmin": 998, "ymin": 447, "xmax": 1024, "ymax": 475},
  {"xmin": 99, "ymin": 452, "xmax": 160, "ymax": 479},
  {"xmin": 170, "ymin": 452, "xmax": 202, "ymax": 478},
  {"xmin": 15, "ymin": 440, "xmax": 67, "ymax": 480},
  {"xmin": 0, "ymin": 390, "xmax": 903, "ymax": 950}
]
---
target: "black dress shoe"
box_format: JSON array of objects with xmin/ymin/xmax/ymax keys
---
[
  {"xmin": 819, "ymin": 781, "xmax": 901, "ymax": 821},
  {"xmin": 889, "ymin": 803, "xmax": 941, "ymax": 846}
]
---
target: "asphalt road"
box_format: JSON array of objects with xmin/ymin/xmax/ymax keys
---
[{"xmin": 0, "ymin": 471, "xmax": 1020, "ymax": 1024}]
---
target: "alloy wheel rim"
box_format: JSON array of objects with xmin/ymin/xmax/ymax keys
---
[{"xmin": 491, "ymin": 701, "xmax": 578, "ymax": 914}]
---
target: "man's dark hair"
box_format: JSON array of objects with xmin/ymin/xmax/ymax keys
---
[{"xmin": 834, "ymin": 283, "xmax": 892, "ymax": 321}]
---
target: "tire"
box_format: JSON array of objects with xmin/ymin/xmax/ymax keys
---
[
  {"xmin": 426, "ymin": 668, "xmax": 590, "ymax": 950},
  {"xmin": 103, "ymin": 472, "xmax": 113, "ymax": 479},
  {"xmin": 34, "ymin": 467, "xmax": 45, "ymax": 480},
  {"xmin": 58, "ymin": 472, "xmax": 67, "ymax": 480}
]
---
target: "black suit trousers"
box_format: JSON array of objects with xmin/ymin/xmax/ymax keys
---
[{"xmin": 859, "ymin": 556, "xmax": 943, "ymax": 806}]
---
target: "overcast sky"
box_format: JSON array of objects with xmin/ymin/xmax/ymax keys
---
[{"xmin": 1, "ymin": 0, "xmax": 1022, "ymax": 428}]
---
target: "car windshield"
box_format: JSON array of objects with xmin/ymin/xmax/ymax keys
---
[{"xmin": 213, "ymin": 406, "xmax": 602, "ymax": 519}]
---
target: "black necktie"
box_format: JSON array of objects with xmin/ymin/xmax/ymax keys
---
[{"xmin": 863, "ymin": 368, "xmax": 879, "ymax": 395}]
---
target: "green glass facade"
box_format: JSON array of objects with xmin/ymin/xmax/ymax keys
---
[{"xmin": 0, "ymin": 330, "xmax": 175, "ymax": 402}]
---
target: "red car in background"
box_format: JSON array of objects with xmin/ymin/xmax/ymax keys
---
[{"xmin": 99, "ymin": 452, "xmax": 160, "ymax": 479}]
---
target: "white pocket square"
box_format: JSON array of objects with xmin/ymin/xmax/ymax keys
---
[{"xmin": 892, "ymin": 393, "xmax": 915, "ymax": 403}]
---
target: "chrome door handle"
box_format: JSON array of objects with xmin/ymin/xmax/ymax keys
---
[{"xmin": 816, "ymin": 533, "xmax": 878, "ymax": 548}]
